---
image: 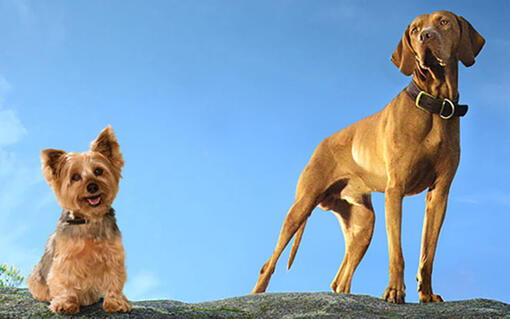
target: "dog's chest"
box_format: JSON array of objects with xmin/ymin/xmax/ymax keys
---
[
  {"xmin": 404, "ymin": 118, "xmax": 460, "ymax": 193},
  {"xmin": 422, "ymin": 117, "xmax": 459, "ymax": 158},
  {"xmin": 54, "ymin": 236, "xmax": 122, "ymax": 266}
]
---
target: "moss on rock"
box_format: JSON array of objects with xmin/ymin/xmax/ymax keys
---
[{"xmin": 1, "ymin": 288, "xmax": 509, "ymax": 319}]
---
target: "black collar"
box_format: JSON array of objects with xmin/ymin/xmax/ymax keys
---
[
  {"xmin": 63, "ymin": 208, "xmax": 115, "ymax": 225},
  {"xmin": 64, "ymin": 211, "xmax": 88, "ymax": 225},
  {"xmin": 405, "ymin": 81, "xmax": 468, "ymax": 119},
  {"xmin": 64, "ymin": 216, "xmax": 88, "ymax": 225}
]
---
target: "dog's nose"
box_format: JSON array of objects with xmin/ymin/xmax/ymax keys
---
[
  {"xmin": 87, "ymin": 183, "xmax": 99, "ymax": 194},
  {"xmin": 419, "ymin": 29, "xmax": 436, "ymax": 43}
]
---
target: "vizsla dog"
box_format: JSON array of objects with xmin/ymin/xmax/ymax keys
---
[{"xmin": 252, "ymin": 11, "xmax": 484, "ymax": 303}]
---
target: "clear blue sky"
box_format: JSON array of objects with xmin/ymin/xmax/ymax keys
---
[{"xmin": 1, "ymin": 0, "xmax": 509, "ymax": 304}]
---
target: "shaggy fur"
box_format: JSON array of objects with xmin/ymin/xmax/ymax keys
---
[{"xmin": 28, "ymin": 126, "xmax": 131, "ymax": 314}]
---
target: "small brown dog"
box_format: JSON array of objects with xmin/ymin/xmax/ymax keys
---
[
  {"xmin": 28, "ymin": 126, "xmax": 131, "ymax": 314},
  {"xmin": 252, "ymin": 11, "xmax": 484, "ymax": 304}
]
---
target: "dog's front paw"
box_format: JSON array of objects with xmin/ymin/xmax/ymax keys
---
[
  {"xmin": 49, "ymin": 297, "xmax": 80, "ymax": 314},
  {"xmin": 419, "ymin": 293, "xmax": 443, "ymax": 303},
  {"xmin": 103, "ymin": 294, "xmax": 132, "ymax": 313},
  {"xmin": 383, "ymin": 286, "xmax": 406, "ymax": 304}
]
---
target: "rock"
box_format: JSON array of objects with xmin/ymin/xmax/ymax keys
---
[{"xmin": 1, "ymin": 287, "xmax": 509, "ymax": 319}]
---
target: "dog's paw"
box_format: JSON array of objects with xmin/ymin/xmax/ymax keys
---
[
  {"xmin": 331, "ymin": 279, "xmax": 350, "ymax": 294},
  {"xmin": 419, "ymin": 293, "xmax": 443, "ymax": 303},
  {"xmin": 103, "ymin": 294, "xmax": 132, "ymax": 313},
  {"xmin": 383, "ymin": 287, "xmax": 406, "ymax": 304},
  {"xmin": 49, "ymin": 298, "xmax": 80, "ymax": 314}
]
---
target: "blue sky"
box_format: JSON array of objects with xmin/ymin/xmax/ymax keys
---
[{"xmin": 0, "ymin": 0, "xmax": 509, "ymax": 304}]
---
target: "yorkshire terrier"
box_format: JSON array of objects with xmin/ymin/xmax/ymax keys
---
[{"xmin": 27, "ymin": 126, "xmax": 131, "ymax": 314}]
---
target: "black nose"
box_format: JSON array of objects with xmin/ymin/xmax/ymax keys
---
[
  {"xmin": 419, "ymin": 30, "xmax": 435, "ymax": 43},
  {"xmin": 87, "ymin": 183, "xmax": 99, "ymax": 194}
]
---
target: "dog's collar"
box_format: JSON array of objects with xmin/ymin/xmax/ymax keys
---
[
  {"xmin": 65, "ymin": 217, "xmax": 87, "ymax": 225},
  {"xmin": 64, "ymin": 211, "xmax": 88, "ymax": 225},
  {"xmin": 64, "ymin": 217, "xmax": 87, "ymax": 225},
  {"xmin": 63, "ymin": 208, "xmax": 115, "ymax": 225},
  {"xmin": 406, "ymin": 81, "xmax": 468, "ymax": 119}
]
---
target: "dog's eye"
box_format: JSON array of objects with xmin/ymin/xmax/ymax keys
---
[
  {"xmin": 72, "ymin": 174, "xmax": 81, "ymax": 181},
  {"xmin": 440, "ymin": 19, "xmax": 449, "ymax": 26},
  {"xmin": 410, "ymin": 27, "xmax": 418, "ymax": 34},
  {"xmin": 94, "ymin": 168, "xmax": 103, "ymax": 176}
]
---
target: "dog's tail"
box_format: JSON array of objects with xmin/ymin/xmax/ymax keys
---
[{"xmin": 287, "ymin": 219, "xmax": 307, "ymax": 270}]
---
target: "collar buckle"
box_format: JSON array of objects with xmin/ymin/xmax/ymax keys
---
[{"xmin": 415, "ymin": 90, "xmax": 435, "ymax": 112}]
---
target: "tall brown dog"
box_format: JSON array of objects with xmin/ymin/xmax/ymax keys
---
[{"xmin": 252, "ymin": 11, "xmax": 484, "ymax": 304}]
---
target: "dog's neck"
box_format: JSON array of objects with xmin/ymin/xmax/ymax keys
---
[
  {"xmin": 63, "ymin": 208, "xmax": 115, "ymax": 225},
  {"xmin": 58, "ymin": 207, "xmax": 120, "ymax": 240},
  {"xmin": 412, "ymin": 61, "xmax": 459, "ymax": 101}
]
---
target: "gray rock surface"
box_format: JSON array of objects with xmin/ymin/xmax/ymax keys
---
[{"xmin": 1, "ymin": 287, "xmax": 509, "ymax": 319}]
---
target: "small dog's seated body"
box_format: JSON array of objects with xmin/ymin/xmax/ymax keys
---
[{"xmin": 27, "ymin": 126, "xmax": 131, "ymax": 314}]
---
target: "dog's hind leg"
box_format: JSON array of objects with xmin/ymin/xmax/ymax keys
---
[
  {"xmin": 27, "ymin": 271, "xmax": 51, "ymax": 302},
  {"xmin": 329, "ymin": 193, "xmax": 375, "ymax": 293},
  {"xmin": 252, "ymin": 139, "xmax": 340, "ymax": 294},
  {"xmin": 28, "ymin": 233, "xmax": 55, "ymax": 302},
  {"xmin": 251, "ymin": 194, "xmax": 319, "ymax": 294}
]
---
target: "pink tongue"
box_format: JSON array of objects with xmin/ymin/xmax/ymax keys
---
[{"xmin": 88, "ymin": 196, "xmax": 101, "ymax": 205}]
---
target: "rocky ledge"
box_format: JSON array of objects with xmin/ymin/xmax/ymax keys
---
[{"xmin": 1, "ymin": 288, "xmax": 509, "ymax": 319}]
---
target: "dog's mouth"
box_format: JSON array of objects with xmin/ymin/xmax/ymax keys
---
[
  {"xmin": 418, "ymin": 47, "xmax": 446, "ymax": 79},
  {"xmin": 84, "ymin": 195, "xmax": 102, "ymax": 207},
  {"xmin": 421, "ymin": 47, "xmax": 445, "ymax": 68}
]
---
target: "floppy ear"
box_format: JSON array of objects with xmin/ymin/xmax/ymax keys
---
[
  {"xmin": 391, "ymin": 25, "xmax": 416, "ymax": 76},
  {"xmin": 456, "ymin": 15, "xmax": 485, "ymax": 67},
  {"xmin": 41, "ymin": 149, "xmax": 67, "ymax": 184},
  {"xmin": 90, "ymin": 125, "xmax": 124, "ymax": 174}
]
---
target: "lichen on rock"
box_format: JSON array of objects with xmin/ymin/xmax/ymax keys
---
[{"xmin": 1, "ymin": 288, "xmax": 509, "ymax": 319}]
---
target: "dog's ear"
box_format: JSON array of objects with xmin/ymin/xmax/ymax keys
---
[
  {"xmin": 41, "ymin": 149, "xmax": 67, "ymax": 184},
  {"xmin": 90, "ymin": 125, "xmax": 124, "ymax": 173},
  {"xmin": 456, "ymin": 15, "xmax": 485, "ymax": 67},
  {"xmin": 391, "ymin": 25, "xmax": 416, "ymax": 76}
]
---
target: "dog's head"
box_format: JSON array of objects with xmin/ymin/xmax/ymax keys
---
[
  {"xmin": 41, "ymin": 126, "xmax": 124, "ymax": 218},
  {"xmin": 391, "ymin": 11, "xmax": 485, "ymax": 77}
]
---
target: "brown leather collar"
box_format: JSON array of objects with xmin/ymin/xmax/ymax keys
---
[{"xmin": 406, "ymin": 81, "xmax": 468, "ymax": 119}]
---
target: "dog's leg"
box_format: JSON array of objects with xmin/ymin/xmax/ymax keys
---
[
  {"xmin": 46, "ymin": 259, "xmax": 82, "ymax": 315},
  {"xmin": 382, "ymin": 185, "xmax": 406, "ymax": 304},
  {"xmin": 102, "ymin": 267, "xmax": 131, "ymax": 313},
  {"xmin": 28, "ymin": 258, "xmax": 52, "ymax": 303},
  {"xmin": 48, "ymin": 279, "xmax": 80, "ymax": 314},
  {"xmin": 27, "ymin": 272, "xmax": 51, "ymax": 302},
  {"xmin": 252, "ymin": 195, "xmax": 318, "ymax": 294},
  {"xmin": 49, "ymin": 295, "xmax": 80, "ymax": 314},
  {"xmin": 102, "ymin": 240, "xmax": 131, "ymax": 313},
  {"xmin": 103, "ymin": 281, "xmax": 131, "ymax": 314},
  {"xmin": 416, "ymin": 186, "xmax": 449, "ymax": 303},
  {"xmin": 252, "ymin": 141, "xmax": 338, "ymax": 294},
  {"xmin": 330, "ymin": 195, "xmax": 375, "ymax": 294},
  {"xmin": 28, "ymin": 233, "xmax": 55, "ymax": 302}
]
